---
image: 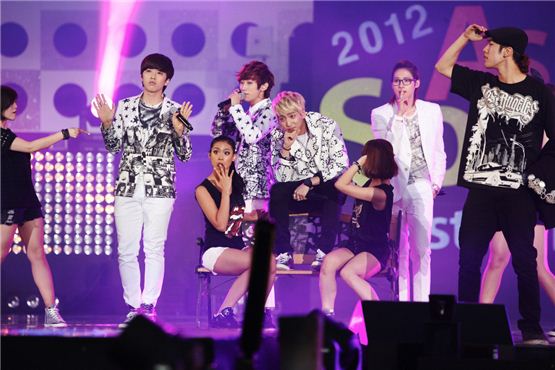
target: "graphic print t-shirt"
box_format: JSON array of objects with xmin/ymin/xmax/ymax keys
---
[{"xmin": 451, "ymin": 64, "xmax": 555, "ymax": 191}]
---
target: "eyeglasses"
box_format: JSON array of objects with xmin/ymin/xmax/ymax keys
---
[{"xmin": 392, "ymin": 78, "xmax": 416, "ymax": 86}]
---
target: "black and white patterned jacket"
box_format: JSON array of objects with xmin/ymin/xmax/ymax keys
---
[
  {"xmin": 211, "ymin": 98, "xmax": 276, "ymax": 200},
  {"xmin": 101, "ymin": 94, "xmax": 192, "ymax": 198},
  {"xmin": 271, "ymin": 112, "xmax": 349, "ymax": 182}
]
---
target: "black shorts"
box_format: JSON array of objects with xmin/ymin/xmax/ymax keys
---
[
  {"xmin": 341, "ymin": 239, "xmax": 390, "ymax": 270},
  {"xmin": 1, "ymin": 207, "xmax": 43, "ymax": 226}
]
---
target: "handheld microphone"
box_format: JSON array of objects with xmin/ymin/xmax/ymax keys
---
[
  {"xmin": 172, "ymin": 106, "xmax": 193, "ymax": 131},
  {"xmin": 217, "ymin": 92, "xmax": 244, "ymax": 109},
  {"xmin": 177, "ymin": 113, "xmax": 193, "ymax": 131}
]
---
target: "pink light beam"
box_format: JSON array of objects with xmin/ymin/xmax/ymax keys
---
[{"xmin": 94, "ymin": 0, "xmax": 140, "ymax": 105}]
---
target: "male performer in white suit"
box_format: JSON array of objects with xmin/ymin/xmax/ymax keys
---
[{"xmin": 371, "ymin": 60, "xmax": 446, "ymax": 302}]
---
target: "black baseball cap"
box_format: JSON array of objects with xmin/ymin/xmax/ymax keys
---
[{"xmin": 484, "ymin": 27, "xmax": 528, "ymax": 54}]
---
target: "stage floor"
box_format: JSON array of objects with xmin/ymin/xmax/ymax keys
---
[
  {"xmin": 1, "ymin": 314, "xmax": 282, "ymax": 370},
  {"xmin": 2, "ymin": 314, "xmax": 555, "ymax": 344},
  {"xmin": 2, "ymin": 315, "xmax": 554, "ymax": 370},
  {"xmin": 1, "ymin": 314, "xmax": 264, "ymax": 339}
]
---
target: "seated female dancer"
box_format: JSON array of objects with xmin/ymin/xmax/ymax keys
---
[
  {"xmin": 195, "ymin": 136, "xmax": 276, "ymax": 328},
  {"xmin": 319, "ymin": 139, "xmax": 398, "ymax": 316}
]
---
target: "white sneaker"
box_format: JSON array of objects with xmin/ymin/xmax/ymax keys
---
[
  {"xmin": 521, "ymin": 338, "xmax": 550, "ymax": 346},
  {"xmin": 276, "ymin": 253, "xmax": 292, "ymax": 270},
  {"xmin": 118, "ymin": 306, "xmax": 141, "ymax": 328},
  {"xmin": 44, "ymin": 304, "xmax": 67, "ymax": 328},
  {"xmin": 521, "ymin": 331, "xmax": 549, "ymax": 346},
  {"xmin": 311, "ymin": 249, "xmax": 326, "ymax": 270}
]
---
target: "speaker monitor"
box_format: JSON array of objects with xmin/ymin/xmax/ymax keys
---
[{"xmin": 362, "ymin": 301, "xmax": 513, "ymax": 346}]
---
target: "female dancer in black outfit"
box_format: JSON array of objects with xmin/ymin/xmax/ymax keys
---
[
  {"xmin": 319, "ymin": 139, "xmax": 398, "ymax": 316},
  {"xmin": 0, "ymin": 85, "xmax": 88, "ymax": 327}
]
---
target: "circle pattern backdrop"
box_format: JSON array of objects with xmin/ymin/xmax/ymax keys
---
[
  {"xmin": 1, "ymin": 22, "xmax": 28, "ymax": 57},
  {"xmin": 171, "ymin": 23, "xmax": 205, "ymax": 57},
  {"xmin": 53, "ymin": 23, "xmax": 88, "ymax": 57},
  {"xmin": 114, "ymin": 83, "xmax": 143, "ymax": 104},
  {"xmin": 121, "ymin": 23, "xmax": 146, "ymax": 58},
  {"xmin": 231, "ymin": 22, "xmax": 257, "ymax": 57},
  {"xmin": 54, "ymin": 84, "xmax": 88, "ymax": 118},
  {"xmin": 171, "ymin": 83, "xmax": 205, "ymax": 117}
]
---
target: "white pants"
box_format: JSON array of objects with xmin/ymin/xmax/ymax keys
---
[
  {"xmin": 115, "ymin": 182, "xmax": 175, "ymax": 308},
  {"xmin": 396, "ymin": 179, "xmax": 434, "ymax": 302}
]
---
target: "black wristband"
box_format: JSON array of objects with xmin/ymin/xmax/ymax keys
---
[
  {"xmin": 353, "ymin": 161, "xmax": 362, "ymax": 172},
  {"xmin": 303, "ymin": 178, "xmax": 313, "ymax": 188},
  {"xmin": 61, "ymin": 129, "xmax": 70, "ymax": 140}
]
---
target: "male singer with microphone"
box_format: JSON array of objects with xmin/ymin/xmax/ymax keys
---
[
  {"xmin": 94, "ymin": 53, "xmax": 193, "ymax": 327},
  {"xmin": 211, "ymin": 61, "xmax": 277, "ymax": 326},
  {"xmin": 211, "ymin": 61, "xmax": 276, "ymax": 214}
]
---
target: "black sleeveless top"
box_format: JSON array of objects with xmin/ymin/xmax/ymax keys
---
[
  {"xmin": 1, "ymin": 128, "xmax": 41, "ymax": 210},
  {"xmin": 197, "ymin": 178, "xmax": 245, "ymax": 250},
  {"xmin": 346, "ymin": 182, "xmax": 394, "ymax": 267}
]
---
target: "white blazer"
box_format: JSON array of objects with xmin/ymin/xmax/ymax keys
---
[{"xmin": 371, "ymin": 99, "xmax": 446, "ymax": 203}]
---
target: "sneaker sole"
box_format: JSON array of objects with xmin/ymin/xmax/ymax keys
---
[
  {"xmin": 521, "ymin": 339, "xmax": 550, "ymax": 346},
  {"xmin": 44, "ymin": 323, "xmax": 68, "ymax": 328}
]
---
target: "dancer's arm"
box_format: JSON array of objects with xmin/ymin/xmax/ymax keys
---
[
  {"xmin": 8, "ymin": 128, "xmax": 88, "ymax": 153},
  {"xmin": 334, "ymin": 155, "xmax": 386, "ymax": 206}
]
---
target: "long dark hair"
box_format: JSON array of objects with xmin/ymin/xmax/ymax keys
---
[
  {"xmin": 209, "ymin": 136, "xmax": 245, "ymax": 194},
  {"xmin": 1, "ymin": 85, "xmax": 17, "ymax": 120}
]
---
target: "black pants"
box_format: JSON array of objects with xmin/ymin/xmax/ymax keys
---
[
  {"xmin": 458, "ymin": 188, "xmax": 542, "ymax": 335},
  {"xmin": 269, "ymin": 179, "xmax": 344, "ymax": 255}
]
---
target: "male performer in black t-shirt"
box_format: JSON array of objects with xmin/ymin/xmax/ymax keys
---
[{"xmin": 436, "ymin": 25, "xmax": 555, "ymax": 344}]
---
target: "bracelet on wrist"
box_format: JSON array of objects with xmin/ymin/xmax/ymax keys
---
[
  {"xmin": 353, "ymin": 161, "xmax": 362, "ymax": 172},
  {"xmin": 302, "ymin": 178, "xmax": 313, "ymax": 188},
  {"xmin": 61, "ymin": 129, "xmax": 70, "ymax": 140}
]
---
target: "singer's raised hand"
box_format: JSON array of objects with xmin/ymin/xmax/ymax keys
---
[
  {"xmin": 180, "ymin": 101, "xmax": 193, "ymax": 120},
  {"xmin": 229, "ymin": 89, "xmax": 242, "ymax": 106},
  {"xmin": 283, "ymin": 129, "xmax": 297, "ymax": 150},
  {"xmin": 93, "ymin": 94, "xmax": 115, "ymax": 127},
  {"xmin": 397, "ymin": 97, "xmax": 415, "ymax": 117},
  {"xmin": 171, "ymin": 101, "xmax": 193, "ymax": 136},
  {"xmin": 463, "ymin": 24, "xmax": 486, "ymax": 42}
]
